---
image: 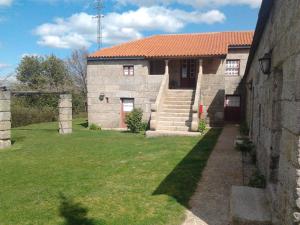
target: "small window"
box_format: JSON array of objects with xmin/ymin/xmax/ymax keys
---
[
  {"xmin": 226, "ymin": 60, "xmax": 240, "ymax": 76},
  {"xmin": 123, "ymin": 65, "xmax": 134, "ymax": 76},
  {"xmin": 149, "ymin": 60, "xmax": 165, "ymax": 75},
  {"xmin": 122, "ymin": 98, "xmax": 134, "ymax": 112}
]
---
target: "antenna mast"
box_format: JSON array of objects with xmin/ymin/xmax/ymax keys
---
[{"xmin": 94, "ymin": 0, "xmax": 104, "ymax": 50}]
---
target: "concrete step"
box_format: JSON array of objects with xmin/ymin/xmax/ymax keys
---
[
  {"xmin": 163, "ymin": 105, "xmax": 192, "ymax": 110},
  {"xmin": 167, "ymin": 91, "xmax": 195, "ymax": 97},
  {"xmin": 157, "ymin": 125, "xmax": 190, "ymax": 132},
  {"xmin": 164, "ymin": 100, "xmax": 194, "ymax": 106},
  {"xmin": 160, "ymin": 112, "xmax": 193, "ymax": 117},
  {"xmin": 230, "ymin": 186, "xmax": 272, "ymax": 225},
  {"xmin": 159, "ymin": 116, "xmax": 192, "ymax": 122},
  {"xmin": 157, "ymin": 121, "xmax": 192, "ymax": 126}
]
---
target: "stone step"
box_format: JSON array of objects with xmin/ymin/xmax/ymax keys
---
[
  {"xmin": 157, "ymin": 125, "xmax": 190, "ymax": 132},
  {"xmin": 163, "ymin": 104, "xmax": 193, "ymax": 110},
  {"xmin": 230, "ymin": 186, "xmax": 272, "ymax": 225},
  {"xmin": 164, "ymin": 100, "xmax": 193, "ymax": 106},
  {"xmin": 167, "ymin": 91, "xmax": 195, "ymax": 97},
  {"xmin": 158, "ymin": 121, "xmax": 192, "ymax": 126},
  {"xmin": 159, "ymin": 112, "xmax": 192, "ymax": 117},
  {"xmin": 165, "ymin": 97, "xmax": 195, "ymax": 101},
  {"xmin": 159, "ymin": 116, "xmax": 192, "ymax": 122},
  {"xmin": 146, "ymin": 130, "xmax": 200, "ymax": 138},
  {"xmin": 162, "ymin": 108, "xmax": 192, "ymax": 113}
]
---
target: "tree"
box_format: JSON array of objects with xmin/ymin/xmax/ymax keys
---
[
  {"xmin": 16, "ymin": 56, "xmax": 45, "ymax": 89},
  {"xmin": 67, "ymin": 49, "xmax": 88, "ymax": 95},
  {"xmin": 16, "ymin": 55, "xmax": 72, "ymax": 91},
  {"xmin": 42, "ymin": 55, "xmax": 72, "ymax": 91}
]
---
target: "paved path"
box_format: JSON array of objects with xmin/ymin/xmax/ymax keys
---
[{"xmin": 181, "ymin": 124, "xmax": 243, "ymax": 225}]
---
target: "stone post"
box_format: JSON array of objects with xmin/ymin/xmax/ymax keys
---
[
  {"xmin": 59, "ymin": 94, "xmax": 72, "ymax": 134},
  {"xmin": 0, "ymin": 89, "xmax": 11, "ymax": 149}
]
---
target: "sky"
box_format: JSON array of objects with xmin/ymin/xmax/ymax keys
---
[{"xmin": 0, "ymin": 0, "xmax": 261, "ymax": 79}]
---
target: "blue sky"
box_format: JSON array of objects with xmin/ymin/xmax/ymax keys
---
[{"xmin": 0, "ymin": 0, "xmax": 261, "ymax": 78}]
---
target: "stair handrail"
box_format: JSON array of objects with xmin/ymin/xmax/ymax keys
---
[
  {"xmin": 151, "ymin": 72, "xmax": 169, "ymax": 113},
  {"xmin": 191, "ymin": 60, "xmax": 203, "ymax": 131}
]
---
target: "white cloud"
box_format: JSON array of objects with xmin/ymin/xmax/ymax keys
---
[
  {"xmin": 34, "ymin": 7, "xmax": 225, "ymax": 48},
  {"xmin": 116, "ymin": 0, "xmax": 262, "ymax": 8},
  {"xmin": 0, "ymin": 63, "xmax": 10, "ymax": 69},
  {"xmin": 0, "ymin": 0, "xmax": 13, "ymax": 7}
]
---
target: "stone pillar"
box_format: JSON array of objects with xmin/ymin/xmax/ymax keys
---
[
  {"xmin": 165, "ymin": 60, "xmax": 169, "ymax": 75},
  {"xmin": 59, "ymin": 94, "xmax": 72, "ymax": 134},
  {"xmin": 0, "ymin": 89, "xmax": 11, "ymax": 149}
]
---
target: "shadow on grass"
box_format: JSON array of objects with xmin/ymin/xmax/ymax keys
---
[
  {"xmin": 59, "ymin": 194, "xmax": 106, "ymax": 225},
  {"xmin": 152, "ymin": 128, "xmax": 222, "ymax": 208}
]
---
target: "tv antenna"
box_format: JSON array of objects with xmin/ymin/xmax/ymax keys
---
[{"xmin": 94, "ymin": 0, "xmax": 104, "ymax": 50}]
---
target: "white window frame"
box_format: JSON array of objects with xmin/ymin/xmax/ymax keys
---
[
  {"xmin": 225, "ymin": 59, "xmax": 240, "ymax": 76},
  {"xmin": 123, "ymin": 65, "xmax": 134, "ymax": 76}
]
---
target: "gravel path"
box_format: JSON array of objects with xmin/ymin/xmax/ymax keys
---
[{"xmin": 181, "ymin": 125, "xmax": 243, "ymax": 225}]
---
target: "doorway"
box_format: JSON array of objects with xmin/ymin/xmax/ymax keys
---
[
  {"xmin": 224, "ymin": 95, "xmax": 241, "ymax": 122},
  {"xmin": 180, "ymin": 59, "xmax": 196, "ymax": 89}
]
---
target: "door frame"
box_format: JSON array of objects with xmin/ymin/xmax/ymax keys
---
[{"xmin": 180, "ymin": 59, "xmax": 197, "ymax": 89}]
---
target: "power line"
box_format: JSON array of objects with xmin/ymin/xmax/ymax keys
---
[{"xmin": 94, "ymin": 0, "xmax": 104, "ymax": 50}]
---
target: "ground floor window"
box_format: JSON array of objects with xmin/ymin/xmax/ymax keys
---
[{"xmin": 120, "ymin": 98, "xmax": 134, "ymax": 128}]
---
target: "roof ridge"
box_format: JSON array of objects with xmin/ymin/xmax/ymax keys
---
[{"xmin": 151, "ymin": 30, "xmax": 254, "ymax": 37}]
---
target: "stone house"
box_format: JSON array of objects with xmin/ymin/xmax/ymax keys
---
[
  {"xmin": 87, "ymin": 31, "xmax": 253, "ymax": 132},
  {"xmin": 244, "ymin": 0, "xmax": 300, "ymax": 224}
]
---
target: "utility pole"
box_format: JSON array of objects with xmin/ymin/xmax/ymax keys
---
[{"xmin": 94, "ymin": 0, "xmax": 104, "ymax": 50}]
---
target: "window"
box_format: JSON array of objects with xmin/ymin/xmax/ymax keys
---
[
  {"xmin": 181, "ymin": 59, "xmax": 196, "ymax": 78},
  {"xmin": 123, "ymin": 65, "xmax": 134, "ymax": 76},
  {"xmin": 149, "ymin": 60, "xmax": 165, "ymax": 75},
  {"xmin": 225, "ymin": 60, "xmax": 240, "ymax": 76},
  {"xmin": 122, "ymin": 98, "xmax": 134, "ymax": 112},
  {"xmin": 225, "ymin": 96, "xmax": 240, "ymax": 107}
]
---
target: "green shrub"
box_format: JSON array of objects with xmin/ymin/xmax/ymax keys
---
[
  {"xmin": 198, "ymin": 119, "xmax": 206, "ymax": 133},
  {"xmin": 11, "ymin": 105, "xmax": 58, "ymax": 128},
  {"xmin": 89, "ymin": 123, "xmax": 101, "ymax": 131},
  {"xmin": 248, "ymin": 171, "xmax": 266, "ymax": 188},
  {"xmin": 125, "ymin": 108, "xmax": 143, "ymax": 133},
  {"xmin": 240, "ymin": 121, "xmax": 250, "ymax": 136},
  {"xmin": 141, "ymin": 121, "xmax": 149, "ymax": 131}
]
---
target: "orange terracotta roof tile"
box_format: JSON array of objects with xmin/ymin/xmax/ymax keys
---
[{"xmin": 89, "ymin": 31, "xmax": 254, "ymax": 59}]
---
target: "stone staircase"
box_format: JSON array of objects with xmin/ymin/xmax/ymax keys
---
[{"xmin": 156, "ymin": 89, "xmax": 195, "ymax": 132}]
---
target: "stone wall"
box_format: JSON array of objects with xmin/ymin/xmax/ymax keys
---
[
  {"xmin": 87, "ymin": 49, "xmax": 249, "ymax": 129},
  {"xmin": 87, "ymin": 60, "xmax": 163, "ymax": 128},
  {"xmin": 0, "ymin": 90, "xmax": 11, "ymax": 149},
  {"xmin": 201, "ymin": 49, "xmax": 249, "ymax": 126},
  {"xmin": 245, "ymin": 0, "xmax": 300, "ymax": 224},
  {"xmin": 59, "ymin": 94, "xmax": 72, "ymax": 134}
]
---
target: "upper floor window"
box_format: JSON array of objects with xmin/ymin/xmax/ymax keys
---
[
  {"xmin": 226, "ymin": 60, "xmax": 240, "ymax": 76},
  {"xmin": 123, "ymin": 65, "xmax": 134, "ymax": 76},
  {"xmin": 149, "ymin": 60, "xmax": 165, "ymax": 75}
]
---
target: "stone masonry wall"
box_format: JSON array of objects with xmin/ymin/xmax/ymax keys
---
[
  {"xmin": 0, "ymin": 90, "xmax": 11, "ymax": 149},
  {"xmin": 87, "ymin": 50, "xmax": 249, "ymax": 129},
  {"xmin": 245, "ymin": 0, "xmax": 300, "ymax": 224},
  {"xmin": 201, "ymin": 49, "xmax": 249, "ymax": 126},
  {"xmin": 59, "ymin": 94, "xmax": 72, "ymax": 134},
  {"xmin": 87, "ymin": 60, "xmax": 163, "ymax": 128}
]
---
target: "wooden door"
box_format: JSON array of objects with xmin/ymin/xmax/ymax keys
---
[
  {"xmin": 120, "ymin": 98, "xmax": 134, "ymax": 128},
  {"xmin": 224, "ymin": 95, "xmax": 241, "ymax": 122},
  {"xmin": 180, "ymin": 59, "xmax": 196, "ymax": 89}
]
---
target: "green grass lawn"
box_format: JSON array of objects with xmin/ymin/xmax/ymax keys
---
[{"xmin": 0, "ymin": 119, "xmax": 222, "ymax": 225}]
